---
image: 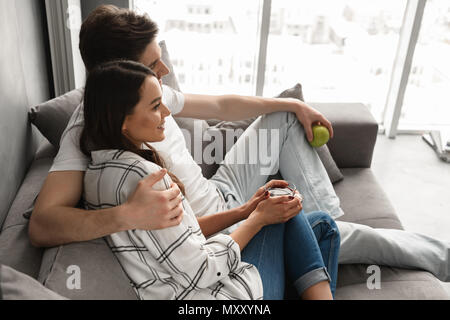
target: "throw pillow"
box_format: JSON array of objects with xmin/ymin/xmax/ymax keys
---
[
  {"xmin": 0, "ymin": 265, "xmax": 67, "ymax": 300},
  {"xmin": 29, "ymin": 88, "xmax": 84, "ymax": 149}
]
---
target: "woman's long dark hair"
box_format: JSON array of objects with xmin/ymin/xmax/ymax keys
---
[{"xmin": 80, "ymin": 60, "xmax": 185, "ymax": 195}]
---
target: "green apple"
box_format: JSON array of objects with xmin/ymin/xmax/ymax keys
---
[{"xmin": 309, "ymin": 124, "xmax": 330, "ymax": 148}]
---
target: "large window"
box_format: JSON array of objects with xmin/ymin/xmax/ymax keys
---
[
  {"xmin": 135, "ymin": 0, "xmax": 406, "ymax": 122},
  {"xmin": 134, "ymin": 0, "xmax": 262, "ymax": 95},
  {"xmin": 400, "ymin": 0, "xmax": 450, "ymax": 129},
  {"xmin": 264, "ymin": 0, "xmax": 407, "ymax": 122}
]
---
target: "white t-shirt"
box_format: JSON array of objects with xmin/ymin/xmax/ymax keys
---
[{"xmin": 51, "ymin": 85, "xmax": 226, "ymax": 217}]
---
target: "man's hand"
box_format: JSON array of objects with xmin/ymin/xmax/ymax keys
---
[
  {"xmin": 120, "ymin": 169, "xmax": 184, "ymax": 230},
  {"xmin": 294, "ymin": 101, "xmax": 334, "ymax": 143}
]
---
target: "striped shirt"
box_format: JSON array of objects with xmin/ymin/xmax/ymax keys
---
[{"xmin": 83, "ymin": 150, "xmax": 263, "ymax": 300}]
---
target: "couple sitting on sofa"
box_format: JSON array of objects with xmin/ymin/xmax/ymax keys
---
[{"xmin": 29, "ymin": 5, "xmax": 450, "ymax": 300}]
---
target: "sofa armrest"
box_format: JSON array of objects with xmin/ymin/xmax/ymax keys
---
[{"xmin": 309, "ymin": 103, "xmax": 378, "ymax": 168}]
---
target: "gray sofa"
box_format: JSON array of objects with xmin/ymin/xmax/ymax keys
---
[{"xmin": 1, "ymin": 88, "xmax": 449, "ymax": 299}]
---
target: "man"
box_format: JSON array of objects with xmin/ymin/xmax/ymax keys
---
[{"xmin": 29, "ymin": 5, "xmax": 449, "ymax": 284}]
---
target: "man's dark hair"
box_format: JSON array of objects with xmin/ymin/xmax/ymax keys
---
[{"xmin": 79, "ymin": 5, "xmax": 159, "ymax": 72}]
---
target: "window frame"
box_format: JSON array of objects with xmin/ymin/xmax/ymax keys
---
[{"xmin": 51, "ymin": 0, "xmax": 434, "ymax": 137}]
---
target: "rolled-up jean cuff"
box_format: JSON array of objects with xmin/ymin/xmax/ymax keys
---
[{"xmin": 293, "ymin": 267, "xmax": 331, "ymax": 296}]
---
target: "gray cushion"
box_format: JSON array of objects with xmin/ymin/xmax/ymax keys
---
[
  {"xmin": 334, "ymin": 168, "xmax": 402, "ymax": 230},
  {"xmin": 316, "ymin": 145, "xmax": 344, "ymax": 184},
  {"xmin": 29, "ymin": 88, "xmax": 84, "ymax": 149},
  {"xmin": 38, "ymin": 238, "xmax": 138, "ymax": 300},
  {"xmin": 335, "ymin": 264, "xmax": 449, "ymax": 300},
  {"xmin": 0, "ymin": 265, "xmax": 66, "ymax": 300}
]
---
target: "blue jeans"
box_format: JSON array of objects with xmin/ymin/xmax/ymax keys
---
[
  {"xmin": 241, "ymin": 211, "xmax": 340, "ymax": 299},
  {"xmin": 209, "ymin": 111, "xmax": 342, "ymax": 299},
  {"xmin": 211, "ymin": 111, "xmax": 343, "ymax": 220}
]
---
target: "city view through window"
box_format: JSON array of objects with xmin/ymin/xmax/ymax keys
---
[
  {"xmin": 134, "ymin": 0, "xmax": 261, "ymax": 96},
  {"xmin": 265, "ymin": 0, "xmax": 406, "ymax": 122},
  {"xmin": 134, "ymin": 0, "xmax": 450, "ymax": 126}
]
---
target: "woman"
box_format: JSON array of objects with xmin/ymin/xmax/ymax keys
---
[{"xmin": 80, "ymin": 60, "xmax": 340, "ymax": 300}]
